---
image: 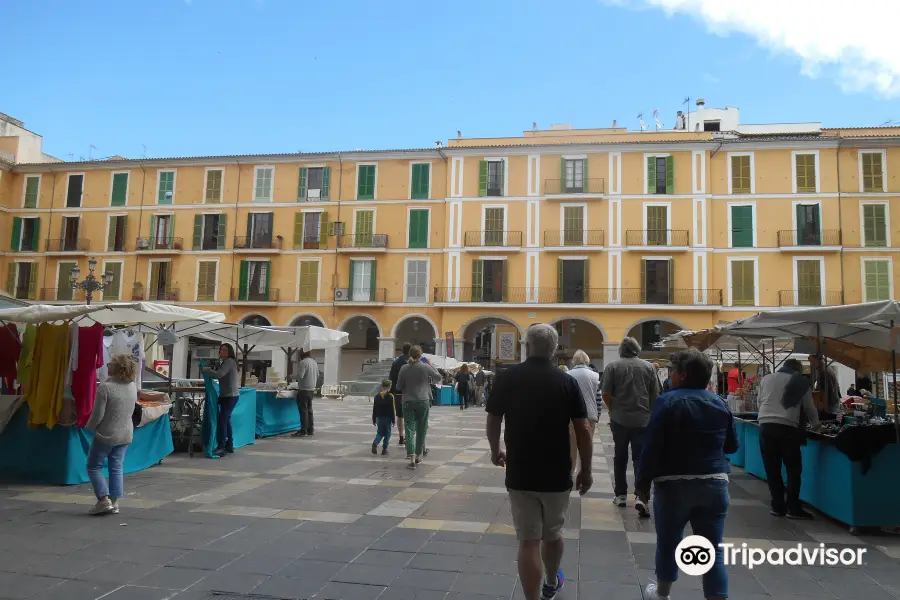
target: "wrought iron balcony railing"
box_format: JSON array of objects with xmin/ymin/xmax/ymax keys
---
[
  {"xmin": 543, "ymin": 230, "xmax": 605, "ymax": 247},
  {"xmin": 334, "ymin": 287, "xmax": 387, "ymax": 303},
  {"xmin": 135, "ymin": 237, "xmax": 184, "ymax": 251},
  {"xmin": 625, "ymin": 230, "xmax": 691, "ymax": 247},
  {"xmin": 778, "ymin": 290, "xmax": 844, "ymax": 307},
  {"xmin": 337, "ymin": 234, "xmax": 389, "ymax": 249},
  {"xmin": 46, "ymin": 238, "xmax": 89, "ymax": 252},
  {"xmin": 776, "ymin": 229, "xmax": 842, "ymax": 247},
  {"xmin": 147, "ymin": 288, "xmax": 180, "ymax": 302},
  {"xmin": 432, "ymin": 287, "xmax": 722, "ymax": 305},
  {"xmin": 231, "ymin": 288, "xmax": 281, "ymax": 303},
  {"xmin": 543, "ymin": 178, "xmax": 605, "ymax": 195},
  {"xmin": 463, "ymin": 231, "xmax": 523, "ymax": 248},
  {"xmin": 233, "ymin": 236, "xmax": 282, "ymax": 251}
]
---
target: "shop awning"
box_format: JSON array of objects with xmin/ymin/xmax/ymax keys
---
[
  {"xmin": 0, "ymin": 302, "xmax": 226, "ymax": 326},
  {"xmin": 184, "ymin": 324, "xmax": 349, "ymax": 351}
]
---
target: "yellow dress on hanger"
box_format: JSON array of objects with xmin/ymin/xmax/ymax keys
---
[{"xmin": 25, "ymin": 323, "xmax": 70, "ymax": 429}]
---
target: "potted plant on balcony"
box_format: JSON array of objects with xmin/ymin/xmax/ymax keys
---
[{"xmin": 132, "ymin": 281, "xmax": 144, "ymax": 301}]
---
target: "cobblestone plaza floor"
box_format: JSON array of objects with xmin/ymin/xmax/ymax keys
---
[{"xmin": 2, "ymin": 398, "xmax": 900, "ymax": 599}]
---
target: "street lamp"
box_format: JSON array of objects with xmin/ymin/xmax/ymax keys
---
[{"xmin": 70, "ymin": 257, "xmax": 114, "ymax": 305}]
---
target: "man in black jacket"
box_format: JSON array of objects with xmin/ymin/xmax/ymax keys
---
[{"xmin": 389, "ymin": 343, "xmax": 412, "ymax": 446}]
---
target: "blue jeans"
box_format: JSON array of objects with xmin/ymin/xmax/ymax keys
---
[
  {"xmin": 87, "ymin": 440, "xmax": 128, "ymax": 500},
  {"xmin": 374, "ymin": 416, "xmax": 392, "ymax": 448},
  {"xmin": 654, "ymin": 478, "xmax": 730, "ymax": 598},
  {"xmin": 217, "ymin": 396, "xmax": 238, "ymax": 449}
]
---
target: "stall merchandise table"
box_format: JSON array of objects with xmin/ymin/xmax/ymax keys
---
[
  {"xmin": 201, "ymin": 383, "xmax": 256, "ymax": 458},
  {"xmin": 743, "ymin": 421, "xmax": 900, "ymax": 529},
  {"xmin": 256, "ymin": 390, "xmax": 301, "ymax": 437},
  {"xmin": 726, "ymin": 419, "xmax": 747, "ymax": 467},
  {"xmin": 0, "ymin": 404, "xmax": 173, "ymax": 485},
  {"xmin": 432, "ymin": 385, "xmax": 461, "ymax": 406}
]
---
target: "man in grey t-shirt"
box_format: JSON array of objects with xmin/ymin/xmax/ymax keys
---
[{"xmin": 601, "ymin": 337, "xmax": 659, "ymax": 516}]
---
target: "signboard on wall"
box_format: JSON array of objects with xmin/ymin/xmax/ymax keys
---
[
  {"xmin": 499, "ymin": 332, "xmax": 516, "ymax": 361},
  {"xmin": 153, "ymin": 360, "xmax": 170, "ymax": 377},
  {"xmin": 445, "ymin": 332, "xmax": 455, "ymax": 358}
]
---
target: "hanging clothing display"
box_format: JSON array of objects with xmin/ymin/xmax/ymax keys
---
[
  {"xmin": 72, "ymin": 323, "xmax": 105, "ymax": 427},
  {"xmin": 0, "ymin": 324, "xmax": 21, "ymax": 380},
  {"xmin": 25, "ymin": 323, "xmax": 71, "ymax": 429},
  {"xmin": 16, "ymin": 324, "xmax": 37, "ymax": 391},
  {"xmin": 110, "ymin": 330, "xmax": 145, "ymax": 390},
  {"xmin": 98, "ymin": 335, "xmax": 114, "ymax": 382},
  {"xmin": 65, "ymin": 323, "xmax": 79, "ymax": 386}
]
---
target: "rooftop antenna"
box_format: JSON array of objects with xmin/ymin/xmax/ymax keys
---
[
  {"xmin": 637, "ymin": 113, "xmax": 648, "ymax": 132},
  {"xmin": 532, "ymin": 121, "xmax": 537, "ymax": 132},
  {"xmin": 67, "ymin": 153, "xmax": 74, "ymax": 161},
  {"xmin": 653, "ymin": 109, "xmax": 663, "ymax": 131},
  {"xmin": 141, "ymin": 144, "xmax": 147, "ymax": 158},
  {"xmin": 89, "ymin": 144, "xmax": 96, "ymax": 161},
  {"xmin": 683, "ymin": 97, "xmax": 691, "ymax": 131}
]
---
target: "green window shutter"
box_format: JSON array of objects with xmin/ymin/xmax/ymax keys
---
[
  {"xmin": 149, "ymin": 263, "xmax": 161, "ymax": 299},
  {"xmin": 105, "ymin": 263, "xmax": 122, "ymax": 300},
  {"xmin": 640, "ymin": 260, "xmax": 647, "ymax": 303},
  {"xmin": 32, "ymin": 218, "xmax": 40, "ymax": 252},
  {"xmin": 319, "ymin": 212, "xmax": 329, "ymax": 249},
  {"xmin": 157, "ymin": 171, "xmax": 173, "ymax": 204},
  {"xmin": 472, "ymin": 259, "xmax": 483, "ymax": 302},
  {"xmin": 557, "ymin": 258, "xmax": 564, "ymax": 302},
  {"xmin": 356, "ymin": 210, "xmax": 373, "ymax": 247},
  {"xmin": 24, "ymin": 177, "xmax": 39, "ymax": 208},
  {"xmin": 731, "ymin": 261, "xmax": 754, "ymax": 306},
  {"xmin": 108, "ymin": 216, "xmax": 117, "ymax": 251},
  {"xmin": 731, "ymin": 206, "xmax": 753, "ymax": 248},
  {"xmin": 583, "ymin": 258, "xmax": 590, "ymax": 296},
  {"xmin": 647, "ymin": 206, "xmax": 667, "ymax": 245},
  {"xmin": 665, "ymin": 156, "xmax": 675, "ymax": 194},
  {"xmin": 865, "ymin": 261, "xmax": 891, "ymax": 301},
  {"xmin": 264, "ymin": 260, "xmax": 271, "ymax": 300},
  {"xmin": 797, "ymin": 260, "xmax": 821, "ymax": 306},
  {"xmin": 56, "ymin": 262, "xmax": 74, "ymax": 301},
  {"xmin": 358, "ymin": 165, "xmax": 375, "ymax": 200},
  {"xmin": 369, "ymin": 260, "xmax": 377, "ymax": 296},
  {"xmin": 11, "ymin": 218, "xmax": 21, "ymax": 251},
  {"xmin": 501, "ymin": 260, "xmax": 508, "ymax": 302},
  {"xmin": 6, "ymin": 265, "xmax": 14, "ymax": 296},
  {"xmin": 872, "ymin": 153, "xmax": 884, "ymax": 191},
  {"xmin": 560, "ymin": 157, "xmax": 566, "ymax": 192},
  {"xmin": 349, "ymin": 260, "xmax": 356, "ymax": 290},
  {"xmin": 27, "ymin": 264, "xmax": 37, "ymax": 300},
  {"xmin": 298, "ymin": 167, "xmax": 308, "ymax": 200},
  {"xmin": 321, "ymin": 167, "xmax": 331, "ymax": 200},
  {"xmin": 294, "ymin": 213, "xmax": 304, "ymax": 248},
  {"xmin": 168, "ymin": 214, "xmax": 176, "ymax": 247},
  {"xmin": 582, "ymin": 158, "xmax": 589, "ymax": 190},
  {"xmin": 411, "ymin": 164, "xmax": 429, "ymax": 199},
  {"xmin": 148, "ymin": 215, "xmax": 158, "ymax": 249},
  {"xmin": 193, "ymin": 215, "xmax": 203, "ymax": 249},
  {"xmin": 217, "ymin": 214, "xmax": 226, "ymax": 250},
  {"xmin": 239, "ymin": 260, "xmax": 249, "ymax": 300},
  {"xmin": 667, "ymin": 259, "xmax": 675, "ymax": 304},
  {"xmin": 478, "ymin": 161, "xmax": 488, "ymax": 197},
  {"xmin": 111, "ymin": 173, "xmax": 128, "ymax": 206},
  {"xmin": 647, "ymin": 157, "xmax": 656, "ymax": 194},
  {"xmin": 408, "ymin": 209, "xmax": 428, "ymax": 249},
  {"xmin": 863, "ymin": 204, "xmax": 887, "ymax": 247},
  {"xmin": 498, "ymin": 160, "xmax": 505, "ymax": 196}
]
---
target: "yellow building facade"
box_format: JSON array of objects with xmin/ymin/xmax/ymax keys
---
[{"xmin": 2, "ymin": 112, "xmax": 899, "ymax": 381}]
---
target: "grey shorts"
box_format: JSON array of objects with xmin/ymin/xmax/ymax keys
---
[{"xmin": 508, "ymin": 489, "xmax": 571, "ymax": 541}]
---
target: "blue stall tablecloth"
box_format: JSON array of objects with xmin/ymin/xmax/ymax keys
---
[
  {"xmin": 256, "ymin": 390, "xmax": 301, "ymax": 437},
  {"xmin": 726, "ymin": 419, "xmax": 747, "ymax": 467},
  {"xmin": 432, "ymin": 386, "xmax": 460, "ymax": 406},
  {"xmin": 0, "ymin": 404, "xmax": 173, "ymax": 485},
  {"xmin": 201, "ymin": 381, "xmax": 256, "ymax": 458}
]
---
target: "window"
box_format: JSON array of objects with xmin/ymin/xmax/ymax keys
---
[
  {"xmin": 703, "ymin": 121, "xmax": 721, "ymax": 132},
  {"xmin": 864, "ymin": 260, "xmax": 891, "ymax": 301},
  {"xmin": 350, "ymin": 259, "xmax": 376, "ymax": 302},
  {"xmin": 197, "ymin": 261, "xmax": 218, "ymax": 301},
  {"xmin": 471, "ymin": 259, "xmax": 507, "ymax": 302},
  {"xmin": 158, "ymin": 170, "xmax": 175, "ymax": 204},
  {"xmin": 56, "ymin": 261, "xmax": 76, "ymax": 301},
  {"xmin": 642, "ymin": 259, "xmax": 672, "ymax": 304},
  {"xmin": 730, "ymin": 260, "xmax": 755, "ymax": 306},
  {"xmin": 558, "ymin": 258, "xmax": 588, "ymax": 303},
  {"xmin": 354, "ymin": 209, "xmax": 374, "ymax": 248},
  {"xmin": 478, "ymin": 160, "xmax": 504, "ymax": 197},
  {"xmin": 646, "ymin": 205, "xmax": 668, "ymax": 246},
  {"xmin": 239, "ymin": 260, "xmax": 271, "ymax": 302},
  {"xmin": 149, "ymin": 214, "xmax": 174, "ymax": 249},
  {"xmin": 358, "ymin": 164, "xmax": 376, "ymax": 200},
  {"xmin": 205, "ymin": 169, "xmax": 223, "ymax": 203},
  {"xmin": 107, "ymin": 215, "xmax": 128, "ymax": 252},
  {"xmin": 406, "ymin": 259, "xmax": 428, "ymax": 303},
  {"xmin": 293, "ymin": 212, "xmax": 326, "ymax": 250},
  {"xmin": 408, "ymin": 209, "xmax": 429, "ymax": 249},
  {"xmin": 23, "ymin": 175, "xmax": 40, "ymax": 208},
  {"xmin": 298, "ymin": 260, "xmax": 319, "ymax": 302},
  {"xmin": 66, "ymin": 174, "xmax": 83, "ymax": 207},
  {"xmin": 563, "ymin": 158, "xmax": 587, "ymax": 193},
  {"xmin": 730, "ymin": 205, "xmax": 754, "ymax": 248},
  {"xmin": 795, "ymin": 154, "xmax": 817, "ymax": 193},
  {"xmin": 796, "ymin": 260, "xmax": 822, "ymax": 306},
  {"xmin": 149, "ymin": 261, "xmax": 171, "ymax": 301},
  {"xmin": 299, "ymin": 166, "xmax": 330, "ymax": 201},
  {"xmin": 563, "ymin": 205, "xmax": 584, "ymax": 245},
  {"xmin": 62, "ymin": 216, "xmax": 80, "ymax": 251},
  {"xmin": 254, "ymin": 166, "xmax": 274, "ymax": 202},
  {"xmin": 863, "ymin": 204, "xmax": 888, "ymax": 248},
  {"xmin": 795, "ymin": 204, "xmax": 821, "ymax": 246},
  {"xmin": 484, "ymin": 207, "xmax": 505, "ymax": 246},
  {"xmin": 731, "ymin": 155, "xmax": 751, "ymax": 194},
  {"xmin": 862, "ymin": 152, "xmax": 885, "ymax": 193},
  {"xmin": 110, "ymin": 172, "xmax": 128, "ymax": 207},
  {"xmin": 647, "ymin": 156, "xmax": 674, "ymax": 194},
  {"xmin": 193, "ymin": 214, "xmax": 226, "ymax": 250},
  {"xmin": 411, "ymin": 163, "xmax": 430, "ymax": 200},
  {"xmin": 11, "ymin": 217, "xmax": 40, "ymax": 252},
  {"xmin": 247, "ymin": 213, "xmax": 273, "ymax": 248},
  {"xmin": 103, "ymin": 262, "xmax": 122, "ymax": 301},
  {"xmin": 9, "ymin": 263, "xmax": 37, "ymax": 300}
]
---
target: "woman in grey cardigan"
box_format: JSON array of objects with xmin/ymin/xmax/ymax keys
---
[
  {"xmin": 203, "ymin": 343, "xmax": 239, "ymax": 457},
  {"xmin": 86, "ymin": 354, "xmax": 138, "ymax": 516},
  {"xmin": 397, "ymin": 346, "xmax": 440, "ymax": 469}
]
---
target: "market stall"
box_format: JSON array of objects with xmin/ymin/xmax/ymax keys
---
[{"xmin": 0, "ymin": 303, "xmax": 226, "ymax": 484}]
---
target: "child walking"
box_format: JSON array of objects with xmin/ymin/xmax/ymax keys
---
[{"xmin": 372, "ymin": 379, "xmax": 395, "ymax": 455}]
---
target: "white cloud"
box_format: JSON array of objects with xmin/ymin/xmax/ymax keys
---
[{"xmin": 620, "ymin": 0, "xmax": 900, "ymax": 97}]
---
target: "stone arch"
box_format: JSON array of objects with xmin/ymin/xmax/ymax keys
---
[
  {"xmin": 548, "ymin": 315, "xmax": 610, "ymax": 343},
  {"xmin": 623, "ymin": 317, "xmax": 685, "ymax": 353},
  {"xmin": 390, "ymin": 313, "xmax": 440, "ymax": 339},
  {"xmin": 240, "ymin": 313, "xmax": 272, "ymax": 327},
  {"xmin": 622, "ymin": 316, "xmax": 687, "ymax": 335},
  {"xmin": 286, "ymin": 312, "xmax": 327, "ymax": 327},
  {"xmin": 337, "ymin": 313, "xmax": 384, "ymax": 338},
  {"xmin": 458, "ymin": 314, "xmax": 524, "ymax": 340}
]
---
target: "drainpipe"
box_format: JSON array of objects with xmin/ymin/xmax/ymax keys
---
[
  {"xmin": 331, "ymin": 152, "xmax": 343, "ymax": 322},
  {"xmin": 133, "ymin": 161, "xmax": 147, "ymax": 288},
  {"xmin": 836, "ymin": 140, "xmax": 845, "ymax": 303},
  {"xmin": 40, "ymin": 166, "xmax": 59, "ymax": 295},
  {"xmin": 230, "ymin": 159, "xmax": 242, "ymax": 306}
]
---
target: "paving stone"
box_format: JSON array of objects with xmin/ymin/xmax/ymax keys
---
[
  {"xmin": 332, "ymin": 563, "xmax": 403, "ymax": 586},
  {"xmin": 26, "ymin": 578, "xmax": 117, "ymax": 600},
  {"xmin": 168, "ymin": 549, "xmax": 241, "ymax": 571},
  {"xmin": 392, "ymin": 568, "xmax": 459, "ymax": 591},
  {"xmin": 187, "ymin": 570, "xmax": 269, "ymax": 594},
  {"xmin": 75, "ymin": 561, "xmax": 160, "ymax": 584},
  {"xmin": 352, "ymin": 550, "xmax": 416, "ymax": 568},
  {"xmin": 0, "ymin": 573, "xmax": 64, "ymax": 600},
  {"xmin": 252, "ymin": 575, "xmax": 328, "ymax": 599},
  {"xmin": 226, "ymin": 551, "xmax": 297, "ymax": 575},
  {"xmin": 132, "ymin": 566, "xmax": 209, "ymax": 590},
  {"xmin": 278, "ymin": 559, "xmax": 346, "ymax": 580},
  {"xmin": 314, "ymin": 582, "xmax": 386, "ymax": 600},
  {"xmin": 96, "ymin": 586, "xmax": 177, "ymax": 600},
  {"xmin": 408, "ymin": 553, "xmax": 469, "ymax": 572},
  {"xmin": 450, "ymin": 571, "xmax": 517, "ymax": 595}
]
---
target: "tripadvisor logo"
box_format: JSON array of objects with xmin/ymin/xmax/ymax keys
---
[{"xmin": 676, "ymin": 536, "xmax": 867, "ymax": 575}]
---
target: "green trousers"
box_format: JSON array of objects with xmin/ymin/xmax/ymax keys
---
[{"xmin": 403, "ymin": 401, "xmax": 429, "ymax": 457}]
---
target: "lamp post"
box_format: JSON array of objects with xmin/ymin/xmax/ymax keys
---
[{"xmin": 70, "ymin": 257, "xmax": 114, "ymax": 305}]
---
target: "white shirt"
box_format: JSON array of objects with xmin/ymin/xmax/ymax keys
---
[
  {"xmin": 568, "ymin": 365, "xmax": 600, "ymax": 422},
  {"xmin": 109, "ymin": 330, "xmax": 145, "ymax": 390}
]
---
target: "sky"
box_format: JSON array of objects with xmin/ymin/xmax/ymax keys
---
[{"xmin": 5, "ymin": 0, "xmax": 899, "ymax": 161}]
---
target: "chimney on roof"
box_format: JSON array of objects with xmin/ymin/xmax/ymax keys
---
[
  {"xmin": 696, "ymin": 98, "xmax": 705, "ymax": 107},
  {"xmin": 532, "ymin": 122, "xmax": 537, "ymax": 131},
  {"xmin": 613, "ymin": 119, "xmax": 617, "ymax": 128},
  {"xmin": 457, "ymin": 130, "xmax": 461, "ymax": 139}
]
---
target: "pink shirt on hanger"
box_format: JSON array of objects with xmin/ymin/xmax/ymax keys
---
[{"xmin": 72, "ymin": 323, "xmax": 105, "ymax": 427}]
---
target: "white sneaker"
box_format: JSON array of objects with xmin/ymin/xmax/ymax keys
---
[
  {"xmin": 407, "ymin": 456, "xmax": 417, "ymax": 470},
  {"xmin": 110, "ymin": 499, "xmax": 120, "ymax": 514},
  {"xmin": 635, "ymin": 497, "xmax": 650, "ymax": 518},
  {"xmin": 89, "ymin": 498, "xmax": 114, "ymax": 516},
  {"xmin": 645, "ymin": 582, "xmax": 669, "ymax": 599},
  {"xmin": 613, "ymin": 495, "xmax": 627, "ymax": 507}
]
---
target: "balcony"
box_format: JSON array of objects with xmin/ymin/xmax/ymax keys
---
[
  {"xmin": 146, "ymin": 288, "xmax": 180, "ymax": 302},
  {"xmin": 463, "ymin": 231, "xmax": 524, "ymax": 250},
  {"xmin": 230, "ymin": 288, "xmax": 281, "ymax": 304},
  {"xmin": 337, "ymin": 234, "xmax": 389, "ymax": 252},
  {"xmin": 778, "ymin": 290, "xmax": 844, "ymax": 307},
  {"xmin": 45, "ymin": 238, "xmax": 89, "ymax": 255},
  {"xmin": 135, "ymin": 237, "xmax": 184, "ymax": 253},
  {"xmin": 624, "ymin": 230, "xmax": 690, "ymax": 251},
  {"xmin": 544, "ymin": 178, "xmax": 605, "ymax": 196},
  {"xmin": 40, "ymin": 288, "xmax": 86, "ymax": 303},
  {"xmin": 543, "ymin": 230, "xmax": 605, "ymax": 249},
  {"xmin": 294, "ymin": 235, "xmax": 327, "ymax": 250},
  {"xmin": 233, "ymin": 236, "xmax": 282, "ymax": 253},
  {"xmin": 776, "ymin": 230, "xmax": 842, "ymax": 251},
  {"xmin": 334, "ymin": 287, "xmax": 387, "ymax": 304},
  {"xmin": 433, "ymin": 286, "xmax": 722, "ymax": 305}
]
